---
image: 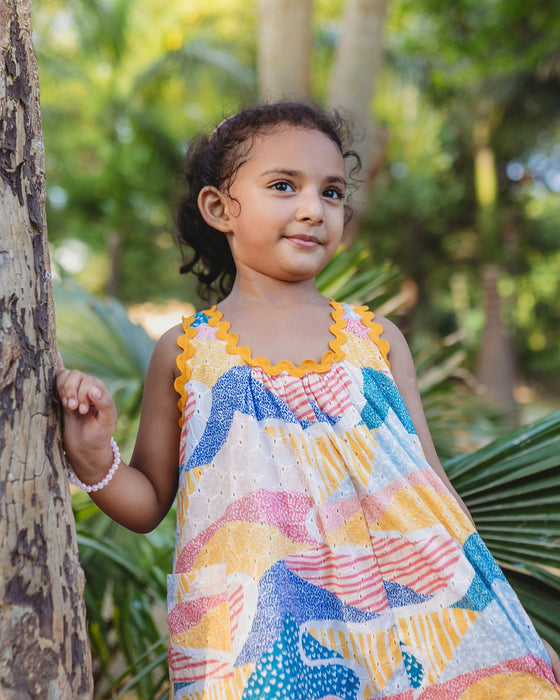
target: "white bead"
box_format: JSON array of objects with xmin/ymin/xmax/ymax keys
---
[{"xmin": 67, "ymin": 437, "xmax": 121, "ymax": 493}]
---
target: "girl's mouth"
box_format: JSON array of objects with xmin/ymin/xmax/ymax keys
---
[{"xmin": 284, "ymin": 234, "xmax": 322, "ymax": 248}]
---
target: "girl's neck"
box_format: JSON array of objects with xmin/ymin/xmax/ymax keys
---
[
  {"xmin": 215, "ymin": 274, "xmax": 335, "ymax": 366},
  {"xmin": 217, "ymin": 273, "xmax": 327, "ymax": 314}
]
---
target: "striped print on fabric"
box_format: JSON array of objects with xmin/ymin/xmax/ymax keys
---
[
  {"xmin": 173, "ymin": 665, "xmax": 255, "ymax": 700},
  {"xmin": 371, "ymin": 534, "xmax": 463, "ymax": 596},
  {"xmin": 285, "ymin": 544, "xmax": 389, "ymax": 613},
  {"xmin": 396, "ymin": 609, "xmax": 479, "ymax": 684},
  {"xmin": 307, "ymin": 626, "xmax": 402, "ymax": 696},
  {"xmin": 254, "ymin": 364, "xmax": 353, "ymax": 423}
]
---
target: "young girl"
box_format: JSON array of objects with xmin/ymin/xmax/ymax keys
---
[{"xmin": 57, "ymin": 102, "xmax": 560, "ymax": 699}]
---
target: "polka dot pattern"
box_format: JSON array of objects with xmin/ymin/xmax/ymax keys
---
[{"xmin": 242, "ymin": 614, "xmax": 360, "ymax": 700}]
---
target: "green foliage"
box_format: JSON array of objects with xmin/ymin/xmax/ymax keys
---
[
  {"xmin": 316, "ymin": 246, "xmax": 401, "ymax": 308},
  {"xmin": 54, "ymin": 281, "xmax": 155, "ymax": 449},
  {"xmin": 413, "ymin": 337, "xmax": 498, "ymax": 460},
  {"xmin": 36, "ymin": 0, "xmax": 257, "ymax": 302},
  {"xmin": 368, "ymin": 0, "xmax": 560, "ymax": 386},
  {"xmin": 73, "ymin": 493, "xmax": 174, "ymax": 698}
]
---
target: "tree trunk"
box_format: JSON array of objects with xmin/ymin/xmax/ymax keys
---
[
  {"xmin": 257, "ymin": 0, "xmax": 312, "ymax": 100},
  {"xmin": 476, "ymin": 266, "xmax": 517, "ymax": 425},
  {"xmin": 328, "ymin": 0, "xmax": 389, "ymax": 239},
  {"xmin": 0, "ymin": 2, "xmax": 92, "ymax": 697},
  {"xmin": 472, "ymin": 121, "xmax": 517, "ymax": 424}
]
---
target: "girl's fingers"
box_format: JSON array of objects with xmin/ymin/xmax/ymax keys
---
[
  {"xmin": 57, "ymin": 370, "xmax": 114, "ymax": 421},
  {"xmin": 56, "ymin": 369, "xmax": 84, "ymax": 408},
  {"xmin": 56, "ymin": 367, "xmax": 117, "ymax": 457},
  {"xmin": 84, "ymin": 383, "xmax": 117, "ymax": 427},
  {"xmin": 76, "ymin": 377, "xmax": 99, "ymax": 414}
]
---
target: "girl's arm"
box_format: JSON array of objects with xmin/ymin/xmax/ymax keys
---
[
  {"xmin": 377, "ymin": 315, "xmax": 474, "ymax": 524},
  {"xmin": 57, "ymin": 325, "xmax": 183, "ymax": 533},
  {"xmin": 544, "ymin": 641, "xmax": 560, "ymax": 683}
]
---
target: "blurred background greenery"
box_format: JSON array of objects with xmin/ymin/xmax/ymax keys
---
[
  {"xmin": 36, "ymin": 0, "xmax": 560, "ymax": 411},
  {"xmin": 34, "ymin": 0, "xmax": 560, "ymax": 696}
]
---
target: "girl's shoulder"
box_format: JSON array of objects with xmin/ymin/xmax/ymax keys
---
[
  {"xmin": 151, "ymin": 323, "xmax": 185, "ymax": 381},
  {"xmin": 157, "ymin": 322, "xmax": 185, "ymax": 350}
]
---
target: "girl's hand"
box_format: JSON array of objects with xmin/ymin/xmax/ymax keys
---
[{"xmin": 56, "ymin": 353, "xmax": 118, "ymax": 481}]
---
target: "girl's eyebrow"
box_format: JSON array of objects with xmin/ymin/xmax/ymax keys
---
[{"xmin": 260, "ymin": 168, "xmax": 347, "ymax": 186}]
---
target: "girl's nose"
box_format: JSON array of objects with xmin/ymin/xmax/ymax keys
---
[{"xmin": 296, "ymin": 189, "xmax": 324, "ymax": 224}]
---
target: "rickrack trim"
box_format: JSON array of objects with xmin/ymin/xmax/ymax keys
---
[
  {"xmin": 204, "ymin": 299, "xmax": 347, "ymax": 378},
  {"xmin": 173, "ymin": 301, "xmax": 391, "ymax": 421},
  {"xmin": 174, "ymin": 317, "xmax": 197, "ymax": 428},
  {"xmin": 355, "ymin": 304, "xmax": 391, "ymax": 368}
]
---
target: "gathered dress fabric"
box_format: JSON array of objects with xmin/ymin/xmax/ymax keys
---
[{"xmin": 169, "ymin": 301, "xmax": 559, "ymax": 700}]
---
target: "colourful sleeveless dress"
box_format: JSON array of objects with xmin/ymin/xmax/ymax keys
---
[{"xmin": 170, "ymin": 301, "xmax": 559, "ymax": 700}]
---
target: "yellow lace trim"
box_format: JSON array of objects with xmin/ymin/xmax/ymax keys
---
[
  {"xmin": 174, "ymin": 315, "xmax": 198, "ymax": 428},
  {"xmin": 355, "ymin": 305, "xmax": 391, "ymax": 368},
  {"xmin": 205, "ymin": 300, "xmax": 347, "ymax": 378}
]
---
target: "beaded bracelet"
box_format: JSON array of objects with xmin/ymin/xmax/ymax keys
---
[{"xmin": 67, "ymin": 437, "xmax": 121, "ymax": 493}]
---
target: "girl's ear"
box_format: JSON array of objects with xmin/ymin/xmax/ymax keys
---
[{"xmin": 197, "ymin": 186, "xmax": 232, "ymax": 233}]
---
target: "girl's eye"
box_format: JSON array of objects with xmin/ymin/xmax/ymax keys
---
[
  {"xmin": 323, "ymin": 187, "xmax": 345, "ymax": 200},
  {"xmin": 271, "ymin": 181, "xmax": 294, "ymax": 192}
]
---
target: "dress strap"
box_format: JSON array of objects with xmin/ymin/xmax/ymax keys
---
[
  {"xmin": 352, "ymin": 304, "xmax": 391, "ymax": 368},
  {"xmin": 174, "ymin": 315, "xmax": 198, "ymax": 428}
]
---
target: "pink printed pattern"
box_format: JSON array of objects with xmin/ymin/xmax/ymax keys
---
[
  {"xmin": 168, "ymin": 587, "xmax": 231, "ymax": 684},
  {"xmin": 228, "ymin": 582, "xmax": 244, "ymax": 639},
  {"xmin": 286, "ymin": 544, "xmax": 390, "ymax": 613},
  {"xmin": 168, "ymin": 648, "xmax": 231, "ymax": 685},
  {"xmin": 345, "ymin": 317, "xmax": 372, "ymax": 340},
  {"xmin": 254, "ymin": 364, "xmax": 353, "ymax": 421},
  {"xmin": 371, "ymin": 533, "xmax": 462, "ymax": 596},
  {"xmin": 175, "ymin": 489, "xmax": 317, "ymax": 574}
]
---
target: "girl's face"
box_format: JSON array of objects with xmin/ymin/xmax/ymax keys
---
[{"xmin": 219, "ymin": 127, "xmax": 347, "ymax": 285}]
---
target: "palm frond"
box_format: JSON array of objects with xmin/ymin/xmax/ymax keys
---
[
  {"xmin": 55, "ymin": 280, "xmax": 155, "ymax": 447},
  {"xmin": 55, "ymin": 281, "xmax": 155, "ymax": 379},
  {"xmin": 414, "ymin": 338, "xmax": 498, "ymax": 459},
  {"xmin": 73, "ymin": 492, "xmax": 174, "ymax": 699},
  {"xmin": 316, "ymin": 245, "xmax": 402, "ymax": 308}
]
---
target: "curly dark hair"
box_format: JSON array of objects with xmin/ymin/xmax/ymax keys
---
[{"xmin": 176, "ymin": 101, "xmax": 361, "ymax": 300}]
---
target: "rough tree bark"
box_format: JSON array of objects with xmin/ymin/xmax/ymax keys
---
[
  {"xmin": 257, "ymin": 0, "xmax": 312, "ymax": 100},
  {"xmin": 0, "ymin": 2, "xmax": 93, "ymax": 697}
]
